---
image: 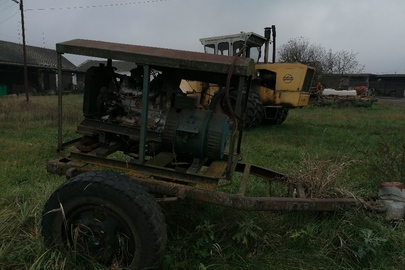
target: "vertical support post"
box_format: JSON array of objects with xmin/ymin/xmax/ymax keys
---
[
  {"xmin": 237, "ymin": 75, "xmax": 251, "ymax": 154},
  {"xmin": 139, "ymin": 65, "xmax": 150, "ymax": 163},
  {"xmin": 19, "ymin": 0, "xmax": 29, "ymax": 102},
  {"xmin": 57, "ymin": 53, "xmax": 63, "ymax": 151}
]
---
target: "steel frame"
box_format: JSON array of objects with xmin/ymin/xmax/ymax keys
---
[{"xmin": 54, "ymin": 39, "xmax": 385, "ymax": 214}]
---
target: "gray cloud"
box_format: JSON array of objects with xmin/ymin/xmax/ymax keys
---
[{"xmin": 1, "ymin": 0, "xmax": 404, "ymax": 73}]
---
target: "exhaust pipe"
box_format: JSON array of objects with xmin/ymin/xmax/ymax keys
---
[
  {"xmin": 264, "ymin": 25, "xmax": 276, "ymax": 63},
  {"xmin": 264, "ymin": 27, "xmax": 271, "ymax": 63},
  {"xmin": 271, "ymin": 25, "xmax": 276, "ymax": 63}
]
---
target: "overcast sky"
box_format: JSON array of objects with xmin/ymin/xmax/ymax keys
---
[{"xmin": 1, "ymin": 0, "xmax": 404, "ymax": 74}]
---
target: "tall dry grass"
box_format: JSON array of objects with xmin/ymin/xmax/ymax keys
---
[
  {"xmin": 0, "ymin": 95, "xmax": 82, "ymax": 124},
  {"xmin": 287, "ymin": 154, "xmax": 352, "ymax": 198}
]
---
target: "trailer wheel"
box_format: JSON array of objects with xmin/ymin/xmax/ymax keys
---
[
  {"xmin": 209, "ymin": 89, "xmax": 263, "ymax": 129},
  {"xmin": 41, "ymin": 171, "xmax": 167, "ymax": 269}
]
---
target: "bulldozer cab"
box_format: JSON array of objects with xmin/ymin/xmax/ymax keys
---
[
  {"xmin": 200, "ymin": 32, "xmax": 268, "ymax": 63},
  {"xmin": 198, "ymin": 26, "xmax": 315, "ymax": 126}
]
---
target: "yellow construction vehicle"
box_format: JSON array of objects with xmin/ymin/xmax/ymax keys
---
[{"xmin": 181, "ymin": 26, "xmax": 315, "ymax": 128}]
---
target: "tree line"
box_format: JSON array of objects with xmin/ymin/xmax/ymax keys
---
[{"xmin": 278, "ymin": 37, "xmax": 365, "ymax": 80}]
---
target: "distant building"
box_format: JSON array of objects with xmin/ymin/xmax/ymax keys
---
[
  {"xmin": 370, "ymin": 74, "xmax": 405, "ymax": 97},
  {"xmin": 0, "ymin": 40, "xmax": 76, "ymax": 95},
  {"xmin": 321, "ymin": 73, "xmax": 405, "ymax": 97}
]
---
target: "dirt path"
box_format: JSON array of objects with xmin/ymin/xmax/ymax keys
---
[{"xmin": 376, "ymin": 97, "xmax": 405, "ymax": 106}]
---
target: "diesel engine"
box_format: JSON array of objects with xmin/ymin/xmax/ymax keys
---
[{"xmin": 76, "ymin": 61, "xmax": 230, "ymax": 161}]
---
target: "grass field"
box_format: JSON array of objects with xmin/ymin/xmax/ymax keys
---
[{"xmin": 0, "ymin": 95, "xmax": 404, "ymax": 269}]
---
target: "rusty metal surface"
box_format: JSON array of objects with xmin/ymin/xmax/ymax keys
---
[
  {"xmin": 46, "ymin": 158, "xmax": 353, "ymax": 211},
  {"xmin": 204, "ymin": 160, "xmax": 228, "ymax": 178},
  {"xmin": 46, "ymin": 157, "xmax": 386, "ymax": 213},
  {"xmin": 235, "ymin": 162, "xmax": 286, "ymax": 180},
  {"xmin": 68, "ymin": 152, "xmax": 220, "ymax": 186},
  {"xmin": 56, "ymin": 39, "xmax": 256, "ymax": 83},
  {"xmin": 379, "ymin": 182, "xmax": 405, "ymax": 202},
  {"xmin": 134, "ymin": 177, "xmax": 360, "ymax": 211},
  {"xmin": 76, "ymin": 119, "xmax": 162, "ymax": 142},
  {"xmin": 49, "ymin": 39, "xmax": 388, "ymax": 215}
]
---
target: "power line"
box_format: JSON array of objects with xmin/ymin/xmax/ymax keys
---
[
  {"xmin": 0, "ymin": 10, "xmax": 18, "ymax": 24},
  {"xmin": 0, "ymin": 3, "xmax": 16, "ymax": 12},
  {"xmin": 0, "ymin": 0, "xmax": 11, "ymax": 7},
  {"xmin": 25, "ymin": 0, "xmax": 169, "ymax": 12}
]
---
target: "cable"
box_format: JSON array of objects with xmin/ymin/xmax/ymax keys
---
[
  {"xmin": 0, "ymin": 10, "xmax": 19, "ymax": 24},
  {"xmin": 25, "ymin": 0, "xmax": 169, "ymax": 12},
  {"xmin": 0, "ymin": 0, "xmax": 11, "ymax": 7},
  {"xmin": 0, "ymin": 3, "xmax": 16, "ymax": 13}
]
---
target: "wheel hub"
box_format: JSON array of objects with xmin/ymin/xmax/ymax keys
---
[{"xmin": 69, "ymin": 207, "xmax": 131, "ymax": 264}]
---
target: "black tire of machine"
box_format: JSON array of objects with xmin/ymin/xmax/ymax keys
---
[
  {"xmin": 209, "ymin": 89, "xmax": 264, "ymax": 130},
  {"xmin": 263, "ymin": 107, "xmax": 289, "ymax": 125},
  {"xmin": 41, "ymin": 170, "xmax": 167, "ymax": 269}
]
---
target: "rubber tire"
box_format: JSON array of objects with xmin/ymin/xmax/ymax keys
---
[
  {"xmin": 263, "ymin": 107, "xmax": 289, "ymax": 125},
  {"xmin": 250, "ymin": 92, "xmax": 264, "ymax": 127},
  {"xmin": 41, "ymin": 171, "xmax": 167, "ymax": 269},
  {"xmin": 209, "ymin": 89, "xmax": 263, "ymax": 130}
]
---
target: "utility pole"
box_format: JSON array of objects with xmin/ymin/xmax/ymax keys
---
[{"xmin": 11, "ymin": 0, "xmax": 29, "ymax": 102}]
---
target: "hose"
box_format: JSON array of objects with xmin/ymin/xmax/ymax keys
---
[{"xmin": 225, "ymin": 45, "xmax": 247, "ymax": 130}]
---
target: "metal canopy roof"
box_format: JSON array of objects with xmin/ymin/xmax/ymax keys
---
[
  {"xmin": 56, "ymin": 39, "xmax": 256, "ymax": 84},
  {"xmin": 200, "ymin": 32, "xmax": 267, "ymax": 48}
]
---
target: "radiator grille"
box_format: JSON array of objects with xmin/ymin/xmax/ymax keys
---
[{"xmin": 302, "ymin": 68, "xmax": 315, "ymax": 92}]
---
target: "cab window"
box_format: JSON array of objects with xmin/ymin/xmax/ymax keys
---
[
  {"xmin": 233, "ymin": 40, "xmax": 244, "ymax": 56},
  {"xmin": 204, "ymin": 44, "xmax": 215, "ymax": 54},
  {"xmin": 217, "ymin": 42, "xmax": 229, "ymax": 55},
  {"xmin": 249, "ymin": 47, "xmax": 261, "ymax": 62}
]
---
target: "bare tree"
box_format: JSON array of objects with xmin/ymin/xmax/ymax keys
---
[
  {"xmin": 321, "ymin": 49, "xmax": 335, "ymax": 74},
  {"xmin": 278, "ymin": 37, "xmax": 365, "ymax": 79},
  {"xmin": 278, "ymin": 37, "xmax": 325, "ymax": 67},
  {"xmin": 332, "ymin": 50, "xmax": 365, "ymax": 75},
  {"xmin": 278, "ymin": 37, "xmax": 327, "ymax": 80}
]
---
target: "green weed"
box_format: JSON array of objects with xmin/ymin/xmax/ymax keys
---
[
  {"xmin": 1, "ymin": 96, "xmax": 405, "ymax": 269},
  {"xmin": 366, "ymin": 139, "xmax": 405, "ymax": 184},
  {"xmin": 357, "ymin": 229, "xmax": 388, "ymax": 259},
  {"xmin": 193, "ymin": 220, "xmax": 217, "ymax": 258},
  {"xmin": 232, "ymin": 218, "xmax": 262, "ymax": 248}
]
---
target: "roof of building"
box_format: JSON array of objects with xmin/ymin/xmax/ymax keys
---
[
  {"xmin": 0, "ymin": 40, "xmax": 76, "ymax": 71},
  {"xmin": 375, "ymin": 74, "xmax": 405, "ymax": 78},
  {"xmin": 77, "ymin": 60, "xmax": 137, "ymax": 74},
  {"xmin": 322, "ymin": 73, "xmax": 375, "ymax": 77}
]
